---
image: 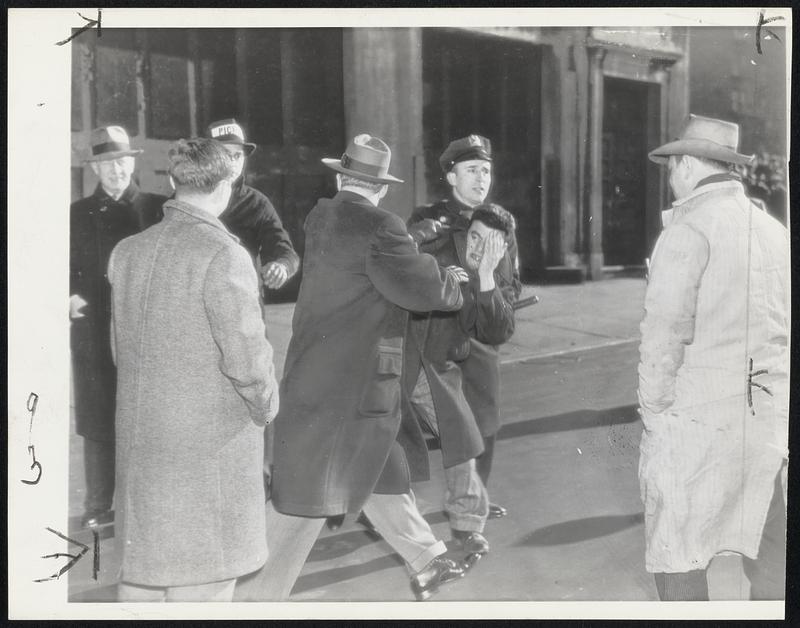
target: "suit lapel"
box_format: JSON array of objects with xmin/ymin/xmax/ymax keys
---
[{"xmin": 453, "ymin": 228, "xmax": 468, "ymax": 268}]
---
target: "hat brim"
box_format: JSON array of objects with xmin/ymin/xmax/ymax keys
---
[
  {"xmin": 648, "ymin": 139, "xmax": 754, "ymax": 166},
  {"xmin": 218, "ymin": 139, "xmax": 257, "ymax": 156},
  {"xmin": 321, "ymin": 158, "xmax": 404, "ymax": 184},
  {"xmin": 85, "ymin": 148, "xmax": 143, "ymax": 163}
]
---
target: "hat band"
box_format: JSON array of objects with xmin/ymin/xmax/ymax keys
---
[
  {"xmin": 341, "ymin": 153, "xmax": 387, "ymax": 177},
  {"xmin": 212, "ymin": 133, "xmax": 246, "ymax": 144},
  {"xmin": 93, "ymin": 141, "xmax": 132, "ymax": 155}
]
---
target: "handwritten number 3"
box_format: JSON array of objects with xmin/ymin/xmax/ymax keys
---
[{"xmin": 22, "ymin": 445, "xmax": 42, "ymax": 485}]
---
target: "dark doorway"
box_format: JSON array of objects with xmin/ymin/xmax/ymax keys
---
[
  {"xmin": 602, "ymin": 77, "xmax": 659, "ymax": 267},
  {"xmin": 422, "ymin": 30, "xmax": 542, "ymax": 279}
]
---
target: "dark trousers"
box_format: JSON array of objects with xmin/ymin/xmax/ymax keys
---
[
  {"xmin": 475, "ymin": 434, "xmax": 496, "ymax": 487},
  {"xmin": 83, "ymin": 437, "xmax": 115, "ymax": 514},
  {"xmin": 655, "ymin": 469, "xmax": 786, "ymax": 601}
]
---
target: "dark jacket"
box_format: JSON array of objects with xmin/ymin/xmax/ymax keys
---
[
  {"xmin": 70, "ymin": 183, "xmax": 166, "ymax": 441},
  {"xmin": 401, "ymin": 204, "xmax": 517, "ymax": 480},
  {"xmin": 271, "ymin": 191, "xmax": 463, "ymax": 517},
  {"xmin": 219, "ymin": 177, "xmax": 299, "ymax": 278}
]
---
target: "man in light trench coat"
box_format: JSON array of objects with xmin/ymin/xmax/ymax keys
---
[
  {"xmin": 638, "ymin": 115, "xmax": 789, "ymax": 600},
  {"xmin": 109, "ymin": 138, "xmax": 279, "ymax": 602}
]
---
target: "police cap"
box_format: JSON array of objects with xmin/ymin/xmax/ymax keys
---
[{"xmin": 438, "ymin": 134, "xmax": 492, "ymax": 172}]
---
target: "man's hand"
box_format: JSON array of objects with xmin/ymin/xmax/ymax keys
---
[
  {"xmin": 261, "ymin": 262, "xmax": 289, "ymax": 290},
  {"xmin": 477, "ymin": 231, "xmax": 507, "ymax": 290},
  {"xmin": 408, "ymin": 218, "xmax": 450, "ymax": 244},
  {"xmin": 444, "ymin": 265, "xmax": 469, "ymax": 284},
  {"xmin": 70, "ymin": 294, "xmax": 88, "ymax": 320}
]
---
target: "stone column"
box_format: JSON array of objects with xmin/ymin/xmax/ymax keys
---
[
  {"xmin": 342, "ymin": 28, "xmax": 424, "ymax": 219},
  {"xmin": 585, "ymin": 45, "xmax": 606, "ymax": 280}
]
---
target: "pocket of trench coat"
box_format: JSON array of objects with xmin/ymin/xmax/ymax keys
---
[{"xmin": 358, "ymin": 347, "xmax": 403, "ymax": 417}]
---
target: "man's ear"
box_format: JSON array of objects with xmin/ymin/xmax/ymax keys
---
[
  {"xmin": 335, "ymin": 173, "xmax": 343, "ymax": 191},
  {"xmin": 90, "ymin": 162, "xmax": 100, "ymax": 176},
  {"xmin": 377, "ymin": 184, "xmax": 389, "ymax": 201},
  {"xmin": 445, "ymin": 171, "xmax": 457, "ymax": 187},
  {"xmin": 168, "ymin": 175, "xmax": 176, "ymax": 191}
]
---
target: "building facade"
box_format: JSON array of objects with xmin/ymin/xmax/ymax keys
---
[{"xmin": 71, "ymin": 27, "xmax": 691, "ymax": 286}]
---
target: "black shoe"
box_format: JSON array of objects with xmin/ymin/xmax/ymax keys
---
[
  {"xmin": 452, "ymin": 530, "xmax": 490, "ymax": 554},
  {"xmin": 488, "ymin": 503, "xmax": 507, "ymax": 519},
  {"xmin": 81, "ymin": 509, "xmax": 114, "ymax": 528},
  {"xmin": 410, "ymin": 556, "xmax": 466, "ymax": 601},
  {"xmin": 326, "ymin": 514, "xmax": 346, "ymax": 530},
  {"xmin": 356, "ymin": 511, "xmax": 380, "ymax": 536}
]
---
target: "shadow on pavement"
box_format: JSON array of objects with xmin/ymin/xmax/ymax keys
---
[
  {"xmin": 292, "ymin": 554, "xmax": 405, "ymax": 596},
  {"xmin": 516, "ymin": 512, "xmax": 644, "ymax": 547},
  {"xmin": 498, "ymin": 404, "xmax": 640, "ymax": 441}
]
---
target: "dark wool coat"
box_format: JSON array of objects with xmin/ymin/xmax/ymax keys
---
[
  {"xmin": 271, "ymin": 191, "xmax": 463, "ymax": 517},
  {"xmin": 401, "ymin": 207, "xmax": 517, "ymax": 480},
  {"xmin": 220, "ymin": 177, "xmax": 300, "ymax": 277},
  {"xmin": 408, "ymin": 199, "xmax": 520, "ymax": 440},
  {"xmin": 108, "ymin": 199, "xmax": 279, "ymax": 587},
  {"xmin": 70, "ymin": 183, "xmax": 166, "ymax": 441}
]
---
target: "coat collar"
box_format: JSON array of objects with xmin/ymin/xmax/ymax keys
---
[
  {"xmin": 163, "ymin": 199, "xmax": 241, "ymax": 243},
  {"xmin": 93, "ymin": 181, "xmax": 140, "ymax": 204},
  {"xmin": 333, "ymin": 189, "xmax": 379, "ymax": 207},
  {"xmin": 661, "ymin": 180, "xmax": 745, "ymax": 228}
]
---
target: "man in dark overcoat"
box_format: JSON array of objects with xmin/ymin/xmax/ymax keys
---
[
  {"xmin": 408, "ymin": 135, "xmax": 521, "ymax": 519},
  {"xmin": 402, "ymin": 204, "xmax": 516, "ymax": 556},
  {"xmin": 70, "ymin": 125, "xmax": 166, "ymax": 528},
  {"xmin": 235, "ymin": 134, "xmax": 470, "ymax": 602}
]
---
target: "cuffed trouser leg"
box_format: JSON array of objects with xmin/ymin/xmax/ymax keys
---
[
  {"xmin": 653, "ymin": 569, "xmax": 709, "ymax": 601},
  {"xmin": 444, "ymin": 458, "xmax": 488, "ymax": 533},
  {"xmin": 83, "ymin": 436, "xmax": 115, "ymax": 514},
  {"xmin": 362, "ymin": 491, "xmax": 447, "ymax": 574},
  {"xmin": 234, "ymin": 499, "xmax": 326, "ymax": 601},
  {"xmin": 118, "ymin": 578, "xmax": 236, "ymax": 602},
  {"xmin": 743, "ymin": 468, "xmax": 787, "ymax": 600}
]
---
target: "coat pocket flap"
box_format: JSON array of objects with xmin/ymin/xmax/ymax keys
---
[{"xmin": 377, "ymin": 352, "xmax": 403, "ymax": 376}]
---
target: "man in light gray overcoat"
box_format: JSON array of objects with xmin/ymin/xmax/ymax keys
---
[
  {"xmin": 638, "ymin": 115, "xmax": 789, "ymax": 601},
  {"xmin": 108, "ymin": 138, "xmax": 279, "ymax": 602}
]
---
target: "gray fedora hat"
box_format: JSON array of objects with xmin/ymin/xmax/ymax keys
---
[
  {"xmin": 86, "ymin": 126, "xmax": 143, "ymax": 162},
  {"xmin": 649, "ymin": 114, "xmax": 755, "ymax": 166},
  {"xmin": 322, "ymin": 134, "xmax": 404, "ymax": 184}
]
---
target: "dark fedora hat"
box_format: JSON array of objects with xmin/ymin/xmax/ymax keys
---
[
  {"xmin": 85, "ymin": 126, "xmax": 143, "ymax": 162},
  {"xmin": 206, "ymin": 118, "xmax": 257, "ymax": 156},
  {"xmin": 322, "ymin": 134, "xmax": 404, "ymax": 184},
  {"xmin": 649, "ymin": 114, "xmax": 755, "ymax": 166},
  {"xmin": 439, "ymin": 134, "xmax": 492, "ymax": 172}
]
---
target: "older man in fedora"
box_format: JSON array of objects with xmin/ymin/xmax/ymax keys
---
[
  {"xmin": 235, "ymin": 134, "xmax": 471, "ymax": 602},
  {"xmin": 70, "ymin": 125, "xmax": 166, "ymax": 529},
  {"xmin": 638, "ymin": 115, "xmax": 789, "ymax": 600}
]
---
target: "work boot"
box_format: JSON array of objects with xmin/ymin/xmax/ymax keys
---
[
  {"xmin": 452, "ymin": 529, "xmax": 489, "ymax": 555},
  {"xmin": 81, "ymin": 509, "xmax": 114, "ymax": 529},
  {"xmin": 410, "ymin": 556, "xmax": 465, "ymax": 601}
]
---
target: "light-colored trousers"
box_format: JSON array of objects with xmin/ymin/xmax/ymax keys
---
[
  {"xmin": 235, "ymin": 491, "xmax": 447, "ymax": 601},
  {"xmin": 118, "ymin": 578, "xmax": 236, "ymax": 602},
  {"xmin": 411, "ymin": 368, "xmax": 489, "ymax": 533}
]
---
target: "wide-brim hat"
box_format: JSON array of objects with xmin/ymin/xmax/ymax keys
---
[
  {"xmin": 207, "ymin": 118, "xmax": 257, "ymax": 156},
  {"xmin": 649, "ymin": 114, "xmax": 754, "ymax": 166},
  {"xmin": 85, "ymin": 125, "xmax": 142, "ymax": 162},
  {"xmin": 322, "ymin": 134, "xmax": 404, "ymax": 184},
  {"xmin": 439, "ymin": 134, "xmax": 492, "ymax": 172}
]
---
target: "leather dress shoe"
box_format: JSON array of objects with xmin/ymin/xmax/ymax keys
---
[
  {"xmin": 81, "ymin": 509, "xmax": 114, "ymax": 528},
  {"xmin": 488, "ymin": 503, "xmax": 508, "ymax": 519},
  {"xmin": 452, "ymin": 530, "xmax": 489, "ymax": 554},
  {"xmin": 326, "ymin": 514, "xmax": 346, "ymax": 530},
  {"xmin": 410, "ymin": 556, "xmax": 465, "ymax": 601}
]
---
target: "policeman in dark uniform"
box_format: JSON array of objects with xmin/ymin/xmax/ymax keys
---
[
  {"xmin": 70, "ymin": 126, "xmax": 167, "ymax": 528},
  {"xmin": 408, "ymin": 134, "xmax": 521, "ymax": 520},
  {"xmin": 206, "ymin": 119, "xmax": 299, "ymax": 293},
  {"xmin": 206, "ymin": 118, "xmax": 300, "ymax": 498}
]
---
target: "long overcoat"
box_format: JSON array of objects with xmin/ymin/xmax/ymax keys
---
[
  {"xmin": 638, "ymin": 180, "xmax": 789, "ymax": 573},
  {"xmin": 271, "ymin": 191, "xmax": 463, "ymax": 517},
  {"xmin": 70, "ymin": 183, "xmax": 165, "ymax": 441},
  {"xmin": 108, "ymin": 199, "xmax": 279, "ymax": 587},
  {"xmin": 401, "ymin": 209, "xmax": 516, "ymax": 479}
]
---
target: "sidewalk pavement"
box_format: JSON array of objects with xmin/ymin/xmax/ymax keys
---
[{"xmin": 264, "ymin": 277, "xmax": 647, "ymax": 380}]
